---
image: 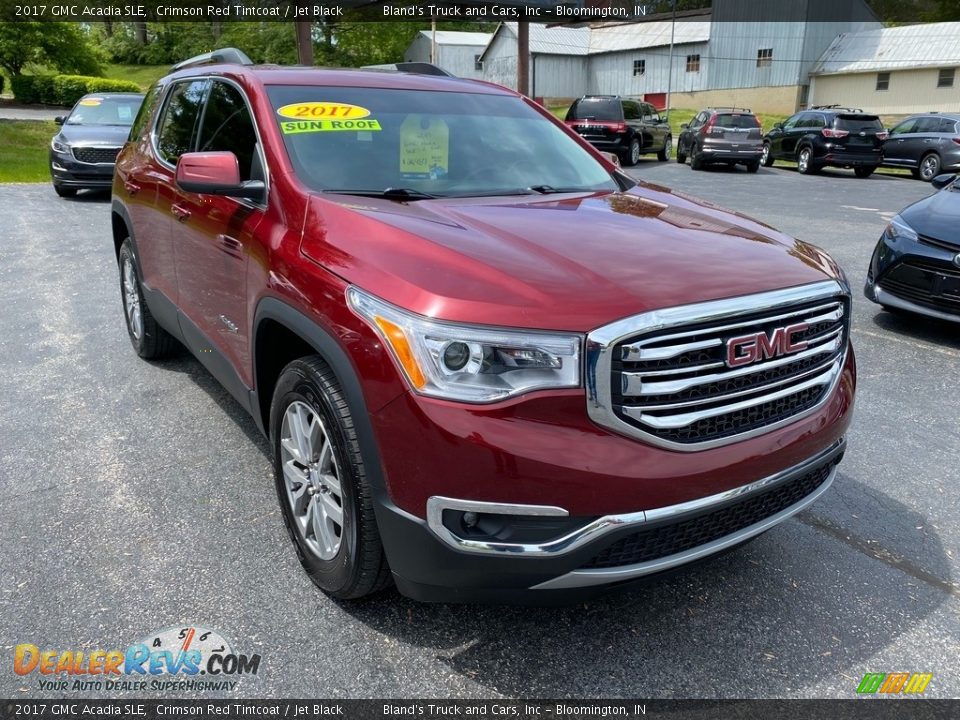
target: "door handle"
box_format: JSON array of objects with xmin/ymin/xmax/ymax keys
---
[
  {"xmin": 171, "ymin": 203, "xmax": 191, "ymax": 222},
  {"xmin": 124, "ymin": 181, "xmax": 140, "ymax": 195}
]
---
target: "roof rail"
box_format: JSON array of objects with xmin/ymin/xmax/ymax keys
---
[
  {"xmin": 171, "ymin": 48, "xmax": 253, "ymax": 73},
  {"xmin": 707, "ymin": 106, "xmax": 753, "ymax": 113},
  {"xmin": 811, "ymin": 104, "xmax": 864, "ymax": 113}
]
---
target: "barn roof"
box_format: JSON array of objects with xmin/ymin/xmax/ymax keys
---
[{"xmin": 811, "ymin": 22, "xmax": 960, "ymax": 76}]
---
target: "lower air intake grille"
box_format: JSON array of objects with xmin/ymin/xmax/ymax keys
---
[{"xmin": 583, "ymin": 461, "xmax": 834, "ymax": 569}]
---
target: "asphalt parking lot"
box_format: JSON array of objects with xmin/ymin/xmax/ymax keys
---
[{"xmin": 1, "ymin": 163, "xmax": 958, "ymax": 700}]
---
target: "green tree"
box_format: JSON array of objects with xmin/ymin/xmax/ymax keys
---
[{"xmin": 0, "ymin": 22, "xmax": 102, "ymax": 77}]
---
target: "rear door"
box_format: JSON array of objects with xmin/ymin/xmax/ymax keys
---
[
  {"xmin": 885, "ymin": 117, "xmax": 919, "ymax": 166},
  {"xmin": 623, "ymin": 100, "xmax": 645, "ymax": 147},
  {"xmin": 172, "ymin": 79, "xmax": 266, "ymax": 390},
  {"xmin": 640, "ymin": 103, "xmax": 665, "ymax": 151},
  {"xmin": 900, "ymin": 116, "xmax": 946, "ymax": 166}
]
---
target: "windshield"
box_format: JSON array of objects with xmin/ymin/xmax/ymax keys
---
[
  {"xmin": 67, "ymin": 96, "xmax": 144, "ymax": 126},
  {"xmin": 565, "ymin": 99, "xmax": 621, "ymax": 122},
  {"xmin": 267, "ymin": 86, "xmax": 617, "ymax": 198}
]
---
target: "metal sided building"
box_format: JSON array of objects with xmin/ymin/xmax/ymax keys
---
[
  {"xmin": 809, "ymin": 22, "xmax": 960, "ymax": 115},
  {"xmin": 404, "ymin": 30, "xmax": 493, "ymax": 80}
]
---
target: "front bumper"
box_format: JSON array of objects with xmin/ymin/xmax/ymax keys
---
[
  {"xmin": 49, "ymin": 150, "xmax": 115, "ymax": 188},
  {"xmin": 371, "ymin": 346, "xmax": 855, "ymax": 602},
  {"xmin": 864, "ymin": 228, "xmax": 960, "ymax": 321}
]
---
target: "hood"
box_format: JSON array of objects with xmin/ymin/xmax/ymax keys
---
[
  {"xmin": 57, "ymin": 124, "xmax": 131, "ymax": 147},
  {"xmin": 300, "ymin": 184, "xmax": 842, "ymax": 332},
  {"xmin": 899, "ymin": 184, "xmax": 960, "ymax": 244}
]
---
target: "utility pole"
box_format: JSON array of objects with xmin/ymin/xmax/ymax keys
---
[
  {"xmin": 665, "ymin": 0, "xmax": 676, "ymax": 121},
  {"xmin": 295, "ymin": 1, "xmax": 312, "ymax": 67},
  {"xmin": 517, "ymin": 21, "xmax": 529, "ymax": 96},
  {"xmin": 431, "ymin": 16, "xmax": 437, "ymax": 63}
]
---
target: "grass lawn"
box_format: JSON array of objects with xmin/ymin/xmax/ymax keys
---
[
  {"xmin": 0, "ymin": 120, "xmax": 55, "ymax": 182},
  {"xmin": 104, "ymin": 64, "xmax": 168, "ymax": 90}
]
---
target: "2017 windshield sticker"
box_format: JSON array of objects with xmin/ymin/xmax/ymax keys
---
[
  {"xmin": 79, "ymin": 98, "xmax": 102, "ymax": 106},
  {"xmin": 280, "ymin": 119, "xmax": 382, "ymax": 134},
  {"xmin": 277, "ymin": 102, "xmax": 370, "ymax": 120},
  {"xmin": 400, "ymin": 115, "xmax": 448, "ymax": 180}
]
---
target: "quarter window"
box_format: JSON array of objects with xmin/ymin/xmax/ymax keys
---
[
  {"xmin": 633, "ymin": 59, "xmax": 645, "ymax": 76},
  {"xmin": 938, "ymin": 68, "xmax": 955, "ymax": 88},
  {"xmin": 197, "ymin": 81, "xmax": 259, "ymax": 182},
  {"xmin": 876, "ymin": 72, "xmax": 890, "ymax": 91},
  {"xmin": 686, "ymin": 54, "xmax": 700, "ymax": 73},
  {"xmin": 757, "ymin": 48, "xmax": 773, "ymax": 68},
  {"xmin": 622, "ymin": 101, "xmax": 640, "ymax": 121},
  {"xmin": 155, "ymin": 80, "xmax": 207, "ymax": 165}
]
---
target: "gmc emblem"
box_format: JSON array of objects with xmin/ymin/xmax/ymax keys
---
[{"xmin": 726, "ymin": 323, "xmax": 809, "ymax": 368}]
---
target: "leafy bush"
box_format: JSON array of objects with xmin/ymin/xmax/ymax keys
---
[
  {"xmin": 12, "ymin": 73, "xmax": 140, "ymax": 105},
  {"xmin": 0, "ymin": 75, "xmax": 5, "ymax": 96}
]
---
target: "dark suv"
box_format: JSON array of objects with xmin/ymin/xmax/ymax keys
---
[
  {"xmin": 112, "ymin": 49, "xmax": 855, "ymax": 603},
  {"xmin": 762, "ymin": 106, "xmax": 888, "ymax": 177},
  {"xmin": 883, "ymin": 113, "xmax": 960, "ymax": 181},
  {"xmin": 564, "ymin": 95, "xmax": 671, "ymax": 165},
  {"xmin": 677, "ymin": 107, "xmax": 764, "ymax": 172}
]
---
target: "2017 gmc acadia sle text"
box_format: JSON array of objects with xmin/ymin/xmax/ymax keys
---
[{"xmin": 111, "ymin": 50, "xmax": 856, "ymax": 603}]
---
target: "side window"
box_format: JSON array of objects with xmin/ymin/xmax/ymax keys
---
[
  {"xmin": 693, "ymin": 111, "xmax": 708, "ymax": 127},
  {"xmin": 913, "ymin": 117, "xmax": 942, "ymax": 134},
  {"xmin": 807, "ymin": 114, "xmax": 826, "ymax": 129},
  {"xmin": 622, "ymin": 101, "xmax": 640, "ymax": 121},
  {"xmin": 941, "ymin": 118, "xmax": 959, "ymax": 133},
  {"xmin": 156, "ymin": 80, "xmax": 207, "ymax": 165},
  {"xmin": 782, "ymin": 114, "xmax": 801, "ymax": 130},
  {"xmin": 642, "ymin": 104, "xmax": 658, "ymax": 122},
  {"xmin": 128, "ymin": 84, "xmax": 162, "ymax": 143},
  {"xmin": 890, "ymin": 119, "xmax": 917, "ymax": 136},
  {"xmin": 197, "ymin": 81, "xmax": 259, "ymax": 182}
]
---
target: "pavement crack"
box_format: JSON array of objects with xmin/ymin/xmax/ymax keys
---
[{"xmin": 799, "ymin": 513, "xmax": 960, "ymax": 598}]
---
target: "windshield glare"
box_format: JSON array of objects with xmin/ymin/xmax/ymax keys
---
[
  {"xmin": 267, "ymin": 86, "xmax": 617, "ymax": 198},
  {"xmin": 67, "ymin": 96, "xmax": 143, "ymax": 126}
]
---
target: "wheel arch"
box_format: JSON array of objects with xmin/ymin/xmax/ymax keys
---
[
  {"xmin": 252, "ymin": 296, "xmax": 391, "ymax": 499},
  {"xmin": 111, "ymin": 200, "xmax": 134, "ymax": 263}
]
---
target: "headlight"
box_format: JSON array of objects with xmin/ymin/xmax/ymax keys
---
[
  {"xmin": 51, "ymin": 136, "xmax": 70, "ymax": 154},
  {"xmin": 347, "ymin": 287, "xmax": 581, "ymax": 403},
  {"xmin": 884, "ymin": 215, "xmax": 918, "ymax": 244}
]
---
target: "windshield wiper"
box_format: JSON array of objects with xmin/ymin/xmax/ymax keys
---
[
  {"xmin": 527, "ymin": 185, "xmax": 595, "ymax": 194},
  {"xmin": 324, "ymin": 187, "xmax": 438, "ymax": 201}
]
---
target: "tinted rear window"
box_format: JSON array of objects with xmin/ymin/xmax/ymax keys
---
[
  {"xmin": 713, "ymin": 114, "xmax": 760, "ymax": 129},
  {"xmin": 566, "ymin": 99, "xmax": 621, "ymax": 122},
  {"xmin": 835, "ymin": 115, "xmax": 882, "ymax": 132}
]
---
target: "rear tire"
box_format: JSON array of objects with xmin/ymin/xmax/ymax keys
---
[
  {"xmin": 118, "ymin": 239, "xmax": 178, "ymax": 360},
  {"xmin": 745, "ymin": 160, "xmax": 760, "ymax": 173},
  {"xmin": 690, "ymin": 144, "xmax": 703, "ymax": 170},
  {"xmin": 657, "ymin": 135, "xmax": 671, "ymax": 162},
  {"xmin": 53, "ymin": 184, "xmax": 76, "ymax": 198},
  {"xmin": 854, "ymin": 166, "xmax": 875, "ymax": 179},
  {"xmin": 271, "ymin": 357, "xmax": 391, "ymax": 600},
  {"xmin": 918, "ymin": 153, "xmax": 941, "ymax": 182},
  {"xmin": 625, "ymin": 138, "xmax": 641, "ymax": 166},
  {"xmin": 796, "ymin": 147, "xmax": 816, "ymax": 174}
]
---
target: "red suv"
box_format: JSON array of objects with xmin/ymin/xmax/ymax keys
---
[{"xmin": 112, "ymin": 49, "xmax": 856, "ymax": 603}]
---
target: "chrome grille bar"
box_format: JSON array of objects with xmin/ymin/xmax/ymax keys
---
[{"xmin": 585, "ymin": 280, "xmax": 850, "ymax": 451}]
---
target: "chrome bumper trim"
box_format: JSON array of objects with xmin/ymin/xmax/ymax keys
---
[
  {"xmin": 425, "ymin": 438, "xmax": 845, "ymax": 559},
  {"xmin": 532, "ymin": 463, "xmax": 838, "ymax": 590},
  {"xmin": 875, "ymin": 286, "xmax": 960, "ymax": 325}
]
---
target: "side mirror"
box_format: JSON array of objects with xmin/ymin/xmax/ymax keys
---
[
  {"xmin": 176, "ymin": 151, "xmax": 264, "ymax": 201},
  {"xmin": 680, "ymin": 123, "xmax": 688, "ymax": 129},
  {"xmin": 601, "ymin": 151, "xmax": 620, "ymax": 167},
  {"xmin": 931, "ymin": 173, "xmax": 957, "ymax": 190},
  {"xmin": 54, "ymin": 116, "xmax": 65, "ymax": 125},
  {"xmin": 773, "ymin": 122, "xmax": 784, "ymax": 130}
]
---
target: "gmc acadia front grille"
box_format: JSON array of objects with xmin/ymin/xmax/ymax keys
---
[
  {"xmin": 72, "ymin": 147, "xmax": 121, "ymax": 164},
  {"xmin": 586, "ymin": 281, "xmax": 849, "ymax": 450},
  {"xmin": 582, "ymin": 460, "xmax": 835, "ymax": 569}
]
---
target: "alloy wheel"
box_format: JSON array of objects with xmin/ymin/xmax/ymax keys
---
[
  {"xmin": 761, "ymin": 144, "xmax": 770, "ymax": 166},
  {"xmin": 280, "ymin": 401, "xmax": 343, "ymax": 561},
  {"xmin": 798, "ymin": 149, "xmax": 810, "ymax": 173},
  {"xmin": 122, "ymin": 257, "xmax": 142, "ymax": 340},
  {"xmin": 630, "ymin": 140, "xmax": 640, "ymax": 165},
  {"xmin": 920, "ymin": 155, "xmax": 940, "ymax": 182}
]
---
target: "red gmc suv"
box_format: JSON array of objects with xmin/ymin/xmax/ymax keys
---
[{"xmin": 112, "ymin": 49, "xmax": 855, "ymax": 603}]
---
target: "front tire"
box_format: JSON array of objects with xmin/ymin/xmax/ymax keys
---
[
  {"xmin": 118, "ymin": 239, "xmax": 178, "ymax": 359},
  {"xmin": 271, "ymin": 357, "xmax": 390, "ymax": 600},
  {"xmin": 760, "ymin": 142, "xmax": 774, "ymax": 167},
  {"xmin": 657, "ymin": 135, "xmax": 671, "ymax": 162}
]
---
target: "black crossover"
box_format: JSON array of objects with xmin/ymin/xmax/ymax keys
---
[
  {"xmin": 865, "ymin": 173, "xmax": 960, "ymax": 322},
  {"xmin": 762, "ymin": 106, "xmax": 887, "ymax": 177},
  {"xmin": 564, "ymin": 96, "xmax": 672, "ymax": 166}
]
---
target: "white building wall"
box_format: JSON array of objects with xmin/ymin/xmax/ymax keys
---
[
  {"xmin": 404, "ymin": 35, "xmax": 487, "ymax": 80},
  {"xmin": 531, "ymin": 55, "xmax": 589, "ymax": 98},
  {"xmin": 812, "ymin": 68, "xmax": 960, "ymax": 115}
]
